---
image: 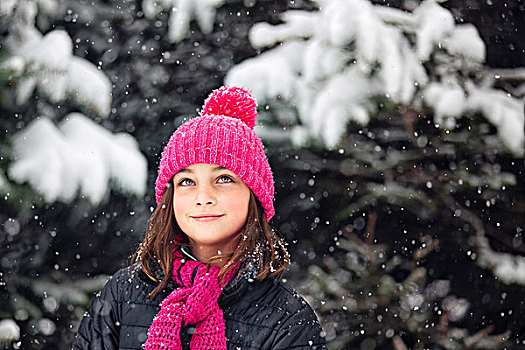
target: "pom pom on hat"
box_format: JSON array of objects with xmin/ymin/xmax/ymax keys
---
[{"xmin": 201, "ymin": 86, "xmax": 257, "ymax": 129}]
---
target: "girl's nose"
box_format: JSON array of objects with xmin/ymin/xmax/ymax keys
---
[{"xmin": 195, "ymin": 185, "xmax": 216, "ymax": 206}]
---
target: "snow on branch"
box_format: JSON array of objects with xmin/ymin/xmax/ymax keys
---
[
  {"xmin": 442, "ymin": 24, "xmax": 485, "ymax": 63},
  {"xmin": 412, "ymin": 0, "xmax": 455, "ymax": 61},
  {"xmin": 475, "ymin": 235, "xmax": 525, "ymax": 285},
  {"xmin": 2, "ymin": 1, "xmax": 111, "ymax": 118},
  {"xmin": 250, "ymin": 11, "xmax": 317, "ymax": 49},
  {"xmin": 0, "ymin": 0, "xmax": 57, "ymax": 24},
  {"xmin": 0, "ymin": 170, "xmax": 7, "ymax": 194},
  {"xmin": 304, "ymin": 68, "xmax": 378, "ymax": 149},
  {"xmin": 3, "ymin": 29, "xmax": 112, "ymax": 117},
  {"xmin": 8, "ymin": 114, "xmax": 148, "ymax": 204},
  {"xmin": 466, "ymin": 83, "xmax": 524, "ymax": 156},
  {"xmin": 142, "ymin": 0, "xmax": 225, "ymax": 43},
  {"xmin": 226, "ymin": 41, "xmax": 307, "ymax": 103},
  {"xmin": 226, "ymin": 0, "xmax": 523, "ymax": 155},
  {"xmin": 0, "ymin": 0, "xmax": 18, "ymax": 17},
  {"xmin": 67, "ymin": 56, "xmax": 112, "ymax": 117},
  {"xmin": 423, "ymin": 80, "xmax": 524, "ymax": 155},
  {"xmin": 423, "ymin": 82, "xmax": 467, "ymax": 129},
  {"xmin": 0, "ymin": 319, "xmax": 19, "ymax": 342}
]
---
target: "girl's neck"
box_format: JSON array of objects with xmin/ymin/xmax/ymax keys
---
[{"xmin": 188, "ymin": 239, "xmax": 239, "ymax": 266}]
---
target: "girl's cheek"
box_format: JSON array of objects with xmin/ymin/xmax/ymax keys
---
[
  {"xmin": 173, "ymin": 192, "xmax": 189, "ymax": 215},
  {"xmin": 174, "ymin": 202, "xmax": 187, "ymax": 221}
]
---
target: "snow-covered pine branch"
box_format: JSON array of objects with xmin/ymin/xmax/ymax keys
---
[
  {"xmin": 8, "ymin": 114, "xmax": 148, "ymax": 204},
  {"xmin": 1, "ymin": 0, "xmax": 148, "ymax": 205},
  {"xmin": 3, "ymin": 29, "xmax": 112, "ymax": 117},
  {"xmin": 475, "ymin": 235, "xmax": 525, "ymax": 285},
  {"xmin": 225, "ymin": 0, "xmax": 524, "ymax": 156},
  {"xmin": 142, "ymin": 0, "xmax": 225, "ymax": 43},
  {"xmin": 0, "ymin": 319, "xmax": 20, "ymax": 343}
]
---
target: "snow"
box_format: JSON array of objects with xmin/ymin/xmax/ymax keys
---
[
  {"xmin": 249, "ymin": 11, "xmax": 317, "ymax": 49},
  {"xmin": 318, "ymin": 1, "xmax": 428, "ymax": 104},
  {"xmin": 379, "ymin": 32, "xmax": 421, "ymax": 104},
  {"xmin": 23, "ymin": 30, "xmax": 72, "ymax": 103},
  {"xmin": 492, "ymin": 256, "xmax": 525, "ymax": 285},
  {"xmin": 36, "ymin": 0, "xmax": 59, "ymax": 16},
  {"xmin": 413, "ymin": 0, "xmax": 455, "ymax": 61},
  {"xmin": 67, "ymin": 56, "xmax": 112, "ymax": 117},
  {"xmin": 0, "ymin": 170, "xmax": 6, "ymax": 191},
  {"xmin": 1, "ymin": 55, "xmax": 26, "ymax": 74},
  {"xmin": 290, "ymin": 127, "xmax": 310, "ymax": 148},
  {"xmin": 374, "ymin": 4, "xmax": 415, "ymax": 28},
  {"xmin": 142, "ymin": 0, "xmax": 225, "ymax": 43},
  {"xmin": 302, "ymin": 39, "xmax": 348, "ymax": 83},
  {"xmin": 168, "ymin": 0, "xmax": 198, "ymax": 43},
  {"xmin": 8, "ymin": 117, "xmax": 73, "ymax": 202},
  {"xmin": 476, "ymin": 236, "xmax": 525, "ymax": 285},
  {"xmin": 0, "ymin": 0, "xmax": 18, "ymax": 17},
  {"xmin": 421, "ymin": 80, "xmax": 524, "ymax": 156},
  {"xmin": 3, "ymin": 0, "xmax": 145, "ymax": 205},
  {"xmin": 8, "ymin": 114, "xmax": 148, "ymax": 204},
  {"xmin": 2, "ymin": 0, "xmax": 59, "ymax": 18},
  {"xmin": 443, "ymin": 24, "xmax": 486, "ymax": 63},
  {"xmin": 37, "ymin": 319, "xmax": 56, "ymax": 336},
  {"xmin": 227, "ymin": 0, "xmax": 432, "ymax": 147},
  {"xmin": 5, "ymin": 0, "xmax": 37, "ymax": 25},
  {"xmin": 308, "ymin": 68, "xmax": 378, "ymax": 148},
  {"xmin": 0, "ymin": 319, "xmax": 20, "ymax": 341},
  {"xmin": 423, "ymin": 82, "xmax": 467, "ymax": 129},
  {"xmin": 5, "ymin": 25, "xmax": 42, "ymax": 60},
  {"xmin": 4, "ymin": 1, "xmax": 109, "ymax": 114},
  {"xmin": 6, "ymin": 29, "xmax": 112, "ymax": 117},
  {"xmin": 425, "ymin": 280, "xmax": 450, "ymax": 299},
  {"xmin": 225, "ymin": 41, "xmax": 307, "ymax": 102},
  {"xmin": 319, "ymin": 0, "xmax": 369, "ymax": 48},
  {"xmin": 441, "ymin": 296, "xmax": 469, "ymax": 322},
  {"xmin": 61, "ymin": 114, "xmax": 148, "ymax": 199},
  {"xmin": 466, "ymin": 83, "xmax": 524, "ymax": 156},
  {"xmin": 141, "ymin": 0, "xmax": 163, "ymax": 18},
  {"xmin": 226, "ymin": 0, "xmax": 521, "ymax": 155}
]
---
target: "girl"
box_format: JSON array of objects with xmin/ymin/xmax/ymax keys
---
[{"xmin": 72, "ymin": 87, "xmax": 327, "ymax": 350}]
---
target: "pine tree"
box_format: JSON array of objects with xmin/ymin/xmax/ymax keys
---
[
  {"xmin": 0, "ymin": 1, "xmax": 146, "ymax": 346},
  {"xmin": 225, "ymin": 0, "xmax": 525, "ymax": 348},
  {"xmin": 0, "ymin": 0, "xmax": 303, "ymax": 347}
]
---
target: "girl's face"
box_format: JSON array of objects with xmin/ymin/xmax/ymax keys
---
[{"xmin": 172, "ymin": 163, "xmax": 251, "ymax": 259}]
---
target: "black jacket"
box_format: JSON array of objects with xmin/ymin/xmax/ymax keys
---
[{"xmin": 72, "ymin": 261, "xmax": 327, "ymax": 349}]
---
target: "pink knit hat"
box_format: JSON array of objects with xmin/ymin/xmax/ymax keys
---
[{"xmin": 155, "ymin": 86, "xmax": 275, "ymax": 221}]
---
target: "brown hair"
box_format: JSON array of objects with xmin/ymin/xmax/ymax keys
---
[{"xmin": 130, "ymin": 179, "xmax": 289, "ymax": 299}]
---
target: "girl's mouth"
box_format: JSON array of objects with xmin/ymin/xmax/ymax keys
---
[{"xmin": 190, "ymin": 214, "xmax": 224, "ymax": 222}]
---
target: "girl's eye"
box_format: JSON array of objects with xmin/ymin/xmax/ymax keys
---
[
  {"xmin": 178, "ymin": 178, "xmax": 195, "ymax": 186},
  {"xmin": 217, "ymin": 175, "xmax": 233, "ymax": 184}
]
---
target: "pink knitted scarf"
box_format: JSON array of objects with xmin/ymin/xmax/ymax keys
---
[{"xmin": 144, "ymin": 250, "xmax": 239, "ymax": 349}]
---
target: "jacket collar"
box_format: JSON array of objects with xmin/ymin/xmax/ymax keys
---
[
  {"xmin": 137, "ymin": 245, "xmax": 195, "ymax": 284},
  {"xmin": 180, "ymin": 245, "xmax": 198, "ymax": 261}
]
